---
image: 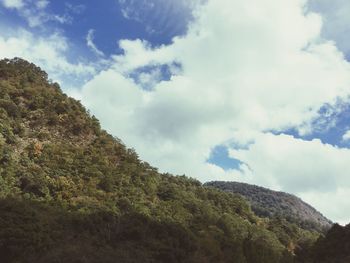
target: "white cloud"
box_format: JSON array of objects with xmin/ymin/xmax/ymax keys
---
[
  {"xmin": 229, "ymin": 133, "xmax": 348, "ymax": 193},
  {"xmin": 23, "ymin": 11, "xmax": 71, "ymax": 28},
  {"xmin": 1, "ymin": 0, "xmax": 71, "ymax": 28},
  {"xmin": 0, "ymin": 29, "xmax": 97, "ymax": 90},
  {"xmin": 111, "ymin": 39, "xmax": 176, "ymax": 73},
  {"xmin": 79, "ymin": 0, "xmax": 350, "ymax": 223},
  {"xmin": 86, "ymin": 29, "xmax": 105, "ymax": 57},
  {"xmin": 342, "ymin": 130, "xmax": 350, "ymax": 141},
  {"xmin": 1, "ymin": 0, "xmax": 24, "ymax": 9},
  {"xmin": 135, "ymin": 67, "xmax": 163, "ymax": 90},
  {"xmin": 35, "ymin": 0, "xmax": 48, "ymax": 9}
]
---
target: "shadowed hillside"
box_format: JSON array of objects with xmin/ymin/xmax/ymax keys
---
[{"xmin": 306, "ymin": 223, "xmax": 350, "ymax": 263}]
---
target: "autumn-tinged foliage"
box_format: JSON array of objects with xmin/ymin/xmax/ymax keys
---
[{"xmin": 0, "ymin": 58, "xmax": 324, "ymax": 262}]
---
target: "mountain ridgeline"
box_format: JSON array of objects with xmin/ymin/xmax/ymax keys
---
[
  {"xmin": 0, "ymin": 58, "xmax": 348, "ymax": 262},
  {"xmin": 205, "ymin": 181, "xmax": 332, "ymax": 232}
]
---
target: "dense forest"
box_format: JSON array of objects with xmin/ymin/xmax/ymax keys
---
[
  {"xmin": 306, "ymin": 223, "xmax": 350, "ymax": 263},
  {"xmin": 0, "ymin": 58, "xmax": 348, "ymax": 262},
  {"xmin": 205, "ymin": 181, "xmax": 332, "ymax": 232}
]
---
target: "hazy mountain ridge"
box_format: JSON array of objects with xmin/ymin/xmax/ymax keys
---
[
  {"xmin": 0, "ymin": 58, "xmax": 347, "ymax": 263},
  {"xmin": 205, "ymin": 181, "xmax": 332, "ymax": 232}
]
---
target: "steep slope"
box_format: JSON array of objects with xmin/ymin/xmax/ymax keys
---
[
  {"xmin": 205, "ymin": 181, "xmax": 332, "ymax": 232},
  {"xmin": 0, "ymin": 58, "xmax": 319, "ymax": 263}
]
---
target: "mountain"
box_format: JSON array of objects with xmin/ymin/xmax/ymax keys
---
[
  {"xmin": 0, "ymin": 58, "xmax": 336, "ymax": 262},
  {"xmin": 205, "ymin": 181, "xmax": 332, "ymax": 232}
]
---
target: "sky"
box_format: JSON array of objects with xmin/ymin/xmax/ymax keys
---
[{"xmin": 1, "ymin": 0, "xmax": 350, "ymax": 224}]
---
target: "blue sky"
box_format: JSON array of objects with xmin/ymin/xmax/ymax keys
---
[
  {"xmin": 2, "ymin": 0, "xmax": 350, "ymax": 223},
  {"xmin": 0, "ymin": 0, "xmax": 193, "ymax": 55},
  {"xmin": 273, "ymin": 102, "xmax": 350, "ymax": 147}
]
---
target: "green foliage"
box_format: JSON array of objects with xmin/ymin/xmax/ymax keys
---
[
  {"xmin": 297, "ymin": 223, "xmax": 350, "ymax": 263},
  {"xmin": 0, "ymin": 58, "xmax": 321, "ymax": 262}
]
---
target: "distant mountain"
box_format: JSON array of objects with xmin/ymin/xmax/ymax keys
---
[{"xmin": 205, "ymin": 181, "xmax": 332, "ymax": 232}]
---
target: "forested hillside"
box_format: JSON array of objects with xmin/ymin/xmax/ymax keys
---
[
  {"xmin": 0, "ymin": 58, "xmax": 336, "ymax": 262},
  {"xmin": 305, "ymin": 223, "xmax": 350, "ymax": 263},
  {"xmin": 205, "ymin": 181, "xmax": 332, "ymax": 232}
]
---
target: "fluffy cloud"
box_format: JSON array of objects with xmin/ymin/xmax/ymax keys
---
[
  {"xmin": 0, "ymin": 29, "xmax": 96, "ymax": 91},
  {"xmin": 229, "ymin": 133, "xmax": 350, "ymax": 193},
  {"xmin": 342, "ymin": 130, "xmax": 350, "ymax": 141},
  {"xmin": 80, "ymin": 0, "xmax": 350, "ymax": 223}
]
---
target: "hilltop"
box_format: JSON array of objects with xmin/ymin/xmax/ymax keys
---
[{"xmin": 205, "ymin": 181, "xmax": 332, "ymax": 232}]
